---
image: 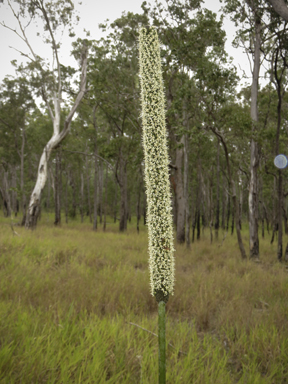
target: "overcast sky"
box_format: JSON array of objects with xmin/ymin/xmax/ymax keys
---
[{"xmin": 0, "ymin": 0, "xmax": 260, "ymax": 90}]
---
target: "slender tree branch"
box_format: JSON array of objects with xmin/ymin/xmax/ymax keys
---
[
  {"xmin": 37, "ymin": 0, "xmax": 62, "ymax": 96},
  {"xmin": 8, "ymin": 45, "xmax": 34, "ymax": 62},
  {"xmin": 5, "ymin": 0, "xmax": 54, "ymax": 119},
  {"xmin": 7, "ymin": 0, "xmax": 39, "ymax": 61},
  {"xmin": 0, "ymin": 118, "xmax": 11, "ymax": 129},
  {"xmin": 62, "ymin": 44, "xmax": 88, "ymax": 136},
  {"xmin": 0, "ymin": 20, "xmax": 27, "ymax": 45}
]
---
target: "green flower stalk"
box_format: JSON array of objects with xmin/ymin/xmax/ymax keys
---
[{"xmin": 138, "ymin": 26, "xmax": 175, "ymax": 383}]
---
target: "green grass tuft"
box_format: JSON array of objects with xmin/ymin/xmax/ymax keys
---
[{"xmin": 1, "ymin": 213, "xmax": 288, "ymax": 382}]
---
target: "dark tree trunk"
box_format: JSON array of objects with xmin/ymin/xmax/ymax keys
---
[
  {"xmin": 261, "ymin": 206, "xmax": 265, "ymax": 239},
  {"xmin": 118, "ymin": 155, "xmax": 128, "ymax": 232},
  {"xmin": 238, "ymin": 181, "xmax": 242, "ymax": 230},
  {"xmin": 71, "ymin": 172, "xmax": 77, "ymax": 219},
  {"xmin": 93, "ymin": 158, "xmax": 98, "ymax": 230},
  {"xmin": 263, "ymin": 202, "xmax": 269, "ymax": 234},
  {"xmin": 127, "ymin": 190, "xmax": 131, "ymax": 224},
  {"xmin": 248, "ymin": 10, "xmax": 261, "ymax": 259},
  {"xmin": 85, "ymin": 153, "xmax": 92, "ymax": 223},
  {"xmin": 54, "ymin": 148, "xmax": 61, "ymax": 226},
  {"xmin": 103, "ymin": 162, "xmax": 108, "ymax": 231},
  {"xmin": 277, "ymin": 170, "xmax": 283, "ymax": 261},
  {"xmin": 198, "ymin": 161, "xmax": 207, "ymax": 236},
  {"xmin": 226, "ymin": 195, "xmax": 230, "ymax": 232},
  {"xmin": 65, "ymin": 171, "xmax": 69, "ymax": 224},
  {"xmin": 170, "ymin": 174, "xmax": 177, "ymax": 228},
  {"xmin": 137, "ymin": 182, "xmax": 141, "ymax": 234},
  {"xmin": 11, "ymin": 166, "xmax": 17, "ymax": 216},
  {"xmin": 93, "ymin": 105, "xmax": 98, "ymax": 231},
  {"xmin": 232, "ymin": 180, "xmax": 246, "ymax": 259},
  {"xmin": 47, "ymin": 167, "xmax": 51, "ymax": 213},
  {"xmin": 221, "ymin": 171, "xmax": 226, "ymax": 230},
  {"xmin": 260, "ymin": 180, "xmax": 264, "ymax": 238},
  {"xmin": 215, "ymin": 139, "xmax": 220, "ymax": 240},
  {"xmin": 113, "ymin": 178, "xmax": 117, "ymax": 224},
  {"xmin": 209, "ymin": 166, "xmax": 214, "ymax": 244},
  {"xmin": 202, "ymin": 207, "xmax": 206, "ymax": 235},
  {"xmin": 80, "ymin": 173, "xmax": 84, "ymax": 223},
  {"xmin": 99, "ymin": 160, "xmax": 103, "ymax": 224},
  {"xmin": 192, "ymin": 216, "xmax": 196, "ymax": 243},
  {"xmin": 184, "ymin": 134, "xmax": 190, "ymax": 248},
  {"xmin": 282, "ymin": 203, "xmax": 288, "ymax": 235},
  {"xmin": 271, "ymin": 177, "xmax": 277, "ymax": 244},
  {"xmin": 231, "ymin": 203, "xmax": 234, "ymax": 235},
  {"xmin": 143, "ymin": 191, "xmax": 147, "ymax": 225},
  {"xmin": 274, "ymin": 46, "xmax": 285, "ymax": 261},
  {"xmin": 2, "ymin": 169, "xmax": 12, "ymax": 217},
  {"xmin": 190, "ymin": 183, "xmax": 195, "ymax": 244},
  {"xmin": 197, "ymin": 209, "xmax": 201, "ymax": 241},
  {"xmin": 174, "ymin": 135, "xmax": 185, "ymax": 243}
]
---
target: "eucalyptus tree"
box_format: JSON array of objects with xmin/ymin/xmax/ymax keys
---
[
  {"xmin": 0, "ymin": 0, "xmax": 89, "ymax": 228},
  {"xmin": 220, "ymin": 0, "xmax": 271, "ymax": 258},
  {"xmin": 140, "ymin": 0, "xmax": 232, "ymax": 243},
  {"xmin": 0, "ymin": 75, "xmax": 36, "ymax": 218},
  {"xmin": 221, "ymin": 0, "xmax": 288, "ymax": 260},
  {"xmin": 265, "ymin": 15, "xmax": 288, "ymax": 260},
  {"xmin": 87, "ymin": 13, "xmax": 148, "ymax": 231},
  {"xmin": 195, "ymin": 44, "xmax": 251, "ymax": 250}
]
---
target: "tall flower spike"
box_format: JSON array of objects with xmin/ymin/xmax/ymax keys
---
[{"xmin": 138, "ymin": 26, "xmax": 175, "ymax": 303}]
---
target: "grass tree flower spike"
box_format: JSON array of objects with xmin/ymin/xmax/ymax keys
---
[
  {"xmin": 138, "ymin": 26, "xmax": 175, "ymax": 303},
  {"xmin": 138, "ymin": 26, "xmax": 175, "ymax": 384}
]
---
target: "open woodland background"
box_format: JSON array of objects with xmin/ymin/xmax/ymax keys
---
[
  {"xmin": 1, "ymin": 0, "xmax": 288, "ymax": 258},
  {"xmin": 1, "ymin": 0, "xmax": 288, "ymax": 382}
]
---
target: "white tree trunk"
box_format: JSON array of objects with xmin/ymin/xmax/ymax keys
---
[{"xmin": 25, "ymin": 48, "xmax": 88, "ymax": 228}]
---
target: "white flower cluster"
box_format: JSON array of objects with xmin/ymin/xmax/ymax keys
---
[{"xmin": 138, "ymin": 27, "xmax": 175, "ymax": 299}]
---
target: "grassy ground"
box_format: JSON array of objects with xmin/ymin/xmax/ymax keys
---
[{"xmin": 1, "ymin": 212, "xmax": 288, "ymax": 383}]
